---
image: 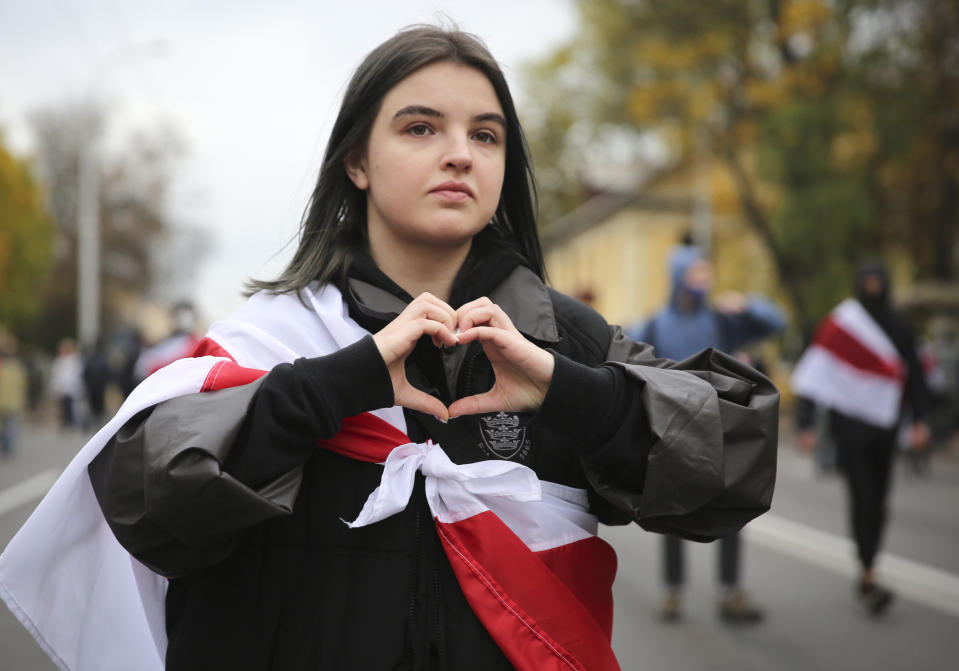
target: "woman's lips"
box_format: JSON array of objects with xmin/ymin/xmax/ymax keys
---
[
  {"xmin": 430, "ymin": 182, "xmax": 473, "ymax": 202},
  {"xmin": 431, "ymin": 189, "xmax": 472, "ymax": 202}
]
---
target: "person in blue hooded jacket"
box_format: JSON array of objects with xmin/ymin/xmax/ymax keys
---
[{"xmin": 627, "ymin": 243, "xmax": 786, "ymax": 623}]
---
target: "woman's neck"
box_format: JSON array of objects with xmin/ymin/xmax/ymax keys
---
[{"xmin": 369, "ymin": 237, "xmax": 471, "ymax": 304}]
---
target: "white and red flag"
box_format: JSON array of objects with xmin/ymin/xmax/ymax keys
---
[
  {"xmin": 0, "ymin": 284, "xmax": 619, "ymax": 671},
  {"xmin": 327, "ymin": 412, "xmax": 619, "ymax": 671},
  {"xmin": 790, "ymin": 298, "xmax": 905, "ymax": 428}
]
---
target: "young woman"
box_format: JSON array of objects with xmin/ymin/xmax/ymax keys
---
[{"xmin": 0, "ymin": 26, "xmax": 778, "ymax": 671}]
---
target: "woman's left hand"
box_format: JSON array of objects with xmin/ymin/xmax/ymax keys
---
[{"xmin": 447, "ymin": 297, "xmax": 554, "ymax": 418}]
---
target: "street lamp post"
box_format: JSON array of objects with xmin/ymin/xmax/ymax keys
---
[
  {"xmin": 77, "ymin": 123, "xmax": 100, "ymax": 348},
  {"xmin": 75, "ymin": 41, "xmax": 165, "ymax": 348}
]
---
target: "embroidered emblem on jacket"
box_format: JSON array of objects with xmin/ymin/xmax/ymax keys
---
[{"xmin": 478, "ymin": 411, "xmax": 530, "ymax": 460}]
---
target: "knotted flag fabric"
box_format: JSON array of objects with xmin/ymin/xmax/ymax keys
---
[
  {"xmin": 790, "ymin": 298, "xmax": 905, "ymax": 429},
  {"xmin": 0, "ymin": 284, "xmax": 619, "ymax": 671},
  {"xmin": 322, "ymin": 413, "xmax": 620, "ymax": 671}
]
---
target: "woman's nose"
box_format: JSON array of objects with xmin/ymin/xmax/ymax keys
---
[{"xmin": 442, "ymin": 136, "xmax": 472, "ymax": 172}]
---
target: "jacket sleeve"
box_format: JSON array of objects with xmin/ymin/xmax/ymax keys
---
[
  {"xmin": 718, "ymin": 295, "xmax": 787, "ymax": 352},
  {"xmin": 87, "ymin": 335, "xmax": 394, "ymax": 578},
  {"xmin": 536, "ymin": 325, "xmax": 779, "ymax": 541}
]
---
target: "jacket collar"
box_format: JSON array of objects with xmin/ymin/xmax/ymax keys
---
[{"xmin": 346, "ymin": 264, "xmax": 559, "ymax": 344}]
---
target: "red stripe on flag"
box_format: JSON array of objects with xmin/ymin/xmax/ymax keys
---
[
  {"xmin": 316, "ymin": 412, "xmax": 410, "ymax": 463},
  {"xmin": 814, "ymin": 318, "xmax": 903, "ymax": 380},
  {"xmin": 190, "ymin": 337, "xmax": 235, "ymax": 359},
  {"xmin": 187, "ymin": 337, "xmax": 269, "ymax": 392},
  {"xmin": 536, "ymin": 537, "xmax": 617, "ymax": 639},
  {"xmin": 437, "ymin": 512, "xmax": 620, "ymax": 671}
]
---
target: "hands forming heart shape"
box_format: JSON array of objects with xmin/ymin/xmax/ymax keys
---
[{"xmin": 371, "ymin": 292, "xmax": 555, "ymax": 422}]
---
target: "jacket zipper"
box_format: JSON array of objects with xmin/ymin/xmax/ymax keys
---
[{"xmin": 458, "ymin": 344, "xmax": 483, "ymax": 401}]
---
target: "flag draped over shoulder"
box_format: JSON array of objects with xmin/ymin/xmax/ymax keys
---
[
  {"xmin": 326, "ymin": 413, "xmax": 619, "ymax": 671},
  {"xmin": 790, "ymin": 298, "xmax": 905, "ymax": 429},
  {"xmin": 0, "ymin": 284, "xmax": 619, "ymax": 671}
]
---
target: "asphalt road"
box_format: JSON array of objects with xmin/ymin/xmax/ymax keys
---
[{"xmin": 2, "ymin": 421, "xmax": 957, "ymax": 670}]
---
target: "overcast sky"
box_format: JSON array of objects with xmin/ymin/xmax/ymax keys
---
[{"xmin": 0, "ymin": 0, "xmax": 576, "ymax": 324}]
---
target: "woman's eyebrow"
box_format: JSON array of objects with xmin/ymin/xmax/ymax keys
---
[
  {"xmin": 393, "ymin": 105, "xmax": 506, "ymax": 128},
  {"xmin": 474, "ymin": 112, "xmax": 507, "ymax": 128},
  {"xmin": 394, "ymin": 105, "xmax": 442, "ymax": 120}
]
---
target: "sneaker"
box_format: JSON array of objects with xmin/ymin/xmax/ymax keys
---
[
  {"xmin": 858, "ymin": 583, "xmax": 895, "ymax": 616},
  {"xmin": 659, "ymin": 592, "xmax": 682, "ymax": 622},
  {"xmin": 718, "ymin": 589, "xmax": 764, "ymax": 624}
]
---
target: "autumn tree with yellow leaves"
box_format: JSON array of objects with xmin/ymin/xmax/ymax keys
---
[{"xmin": 0, "ymin": 133, "xmax": 54, "ymax": 334}]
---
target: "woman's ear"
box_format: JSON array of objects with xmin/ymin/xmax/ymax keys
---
[{"xmin": 344, "ymin": 152, "xmax": 369, "ymax": 190}]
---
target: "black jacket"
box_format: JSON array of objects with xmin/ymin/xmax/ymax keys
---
[{"xmin": 89, "ymin": 248, "xmax": 779, "ymax": 670}]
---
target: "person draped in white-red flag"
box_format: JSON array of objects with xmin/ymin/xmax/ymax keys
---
[
  {"xmin": 0, "ymin": 26, "xmax": 779, "ymax": 671},
  {"xmin": 793, "ymin": 261, "xmax": 932, "ymax": 617}
]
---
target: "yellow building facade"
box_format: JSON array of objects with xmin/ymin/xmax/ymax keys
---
[{"xmin": 541, "ymin": 166, "xmax": 784, "ymax": 331}]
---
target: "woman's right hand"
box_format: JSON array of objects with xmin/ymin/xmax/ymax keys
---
[{"xmin": 372, "ymin": 292, "xmax": 458, "ymax": 421}]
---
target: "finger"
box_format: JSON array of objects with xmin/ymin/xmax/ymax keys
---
[
  {"xmin": 418, "ymin": 318, "xmax": 458, "ymax": 348},
  {"xmin": 393, "ymin": 294, "xmax": 457, "ymax": 349},
  {"xmin": 455, "ymin": 296, "xmax": 494, "ymax": 314},
  {"xmin": 423, "ymin": 309, "xmax": 458, "ymax": 347},
  {"xmin": 448, "ymin": 391, "xmax": 502, "ymax": 419},
  {"xmin": 455, "ymin": 297, "xmax": 496, "ymax": 330},
  {"xmin": 457, "ymin": 304, "xmax": 515, "ymax": 333},
  {"xmin": 453, "ymin": 325, "xmax": 513, "ymax": 348},
  {"xmin": 458, "ymin": 326, "xmax": 555, "ymax": 385},
  {"xmin": 396, "ymin": 386, "xmax": 449, "ymax": 422},
  {"xmin": 410, "ymin": 293, "xmax": 457, "ymax": 332},
  {"xmin": 373, "ymin": 318, "xmax": 456, "ymax": 365},
  {"xmin": 411, "ymin": 297, "xmax": 459, "ymax": 348}
]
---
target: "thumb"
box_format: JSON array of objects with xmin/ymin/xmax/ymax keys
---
[
  {"xmin": 448, "ymin": 391, "xmax": 501, "ymax": 419},
  {"xmin": 397, "ymin": 387, "xmax": 450, "ymax": 423}
]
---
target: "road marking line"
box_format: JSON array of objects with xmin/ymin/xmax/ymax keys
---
[
  {"xmin": 3, "ymin": 470, "xmax": 958, "ymax": 619},
  {"xmin": 0, "ymin": 470, "xmax": 60, "ymax": 517},
  {"xmin": 745, "ymin": 512, "xmax": 959, "ymax": 618}
]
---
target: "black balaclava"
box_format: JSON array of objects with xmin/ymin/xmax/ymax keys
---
[{"xmin": 854, "ymin": 260, "xmax": 891, "ymax": 318}]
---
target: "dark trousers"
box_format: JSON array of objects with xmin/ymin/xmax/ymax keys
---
[
  {"xmin": 58, "ymin": 395, "xmax": 76, "ymax": 430},
  {"xmin": 663, "ymin": 532, "xmax": 741, "ymax": 588},
  {"xmin": 830, "ymin": 412, "xmax": 898, "ymax": 571}
]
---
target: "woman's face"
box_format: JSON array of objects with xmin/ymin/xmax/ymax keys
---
[{"xmin": 347, "ymin": 61, "xmax": 506, "ymax": 258}]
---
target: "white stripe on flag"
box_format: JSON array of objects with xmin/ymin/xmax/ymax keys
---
[
  {"xmin": 832, "ymin": 299, "xmax": 901, "ymax": 362},
  {"xmin": 790, "ymin": 344, "xmax": 902, "ymax": 428}
]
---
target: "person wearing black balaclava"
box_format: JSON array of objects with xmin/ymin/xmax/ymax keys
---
[{"xmin": 796, "ymin": 261, "xmax": 932, "ymax": 616}]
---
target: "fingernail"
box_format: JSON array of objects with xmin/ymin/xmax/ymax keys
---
[{"xmin": 433, "ymin": 415, "xmax": 448, "ymax": 424}]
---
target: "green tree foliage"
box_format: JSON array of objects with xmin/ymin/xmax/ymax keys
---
[
  {"xmin": 524, "ymin": 0, "xmax": 958, "ymax": 333},
  {"xmin": 0, "ymin": 134, "xmax": 54, "ymax": 334}
]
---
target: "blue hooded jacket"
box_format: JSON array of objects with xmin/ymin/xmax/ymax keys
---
[{"xmin": 626, "ymin": 245, "xmax": 786, "ymax": 360}]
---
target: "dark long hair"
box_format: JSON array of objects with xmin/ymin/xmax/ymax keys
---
[{"xmin": 247, "ymin": 25, "xmax": 543, "ymax": 296}]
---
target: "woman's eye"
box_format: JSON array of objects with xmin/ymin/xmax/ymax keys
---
[
  {"xmin": 473, "ymin": 130, "xmax": 497, "ymax": 144},
  {"xmin": 408, "ymin": 123, "xmax": 432, "ymax": 137}
]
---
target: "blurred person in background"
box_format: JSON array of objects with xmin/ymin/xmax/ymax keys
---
[
  {"xmin": 22, "ymin": 344, "xmax": 47, "ymax": 422},
  {"xmin": 792, "ymin": 260, "xmax": 932, "ymax": 616},
  {"xmin": 913, "ymin": 323, "xmax": 959, "ymax": 468},
  {"xmin": 111, "ymin": 325, "xmax": 143, "ymax": 400},
  {"xmin": 0, "ymin": 331, "xmax": 28, "ymax": 457},
  {"xmin": 628, "ymin": 242, "xmax": 786, "ymax": 624},
  {"xmin": 50, "ymin": 338, "xmax": 85, "ymax": 432},
  {"xmin": 82, "ymin": 336, "xmax": 112, "ymax": 430},
  {"xmin": 132, "ymin": 301, "xmax": 200, "ymax": 385}
]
